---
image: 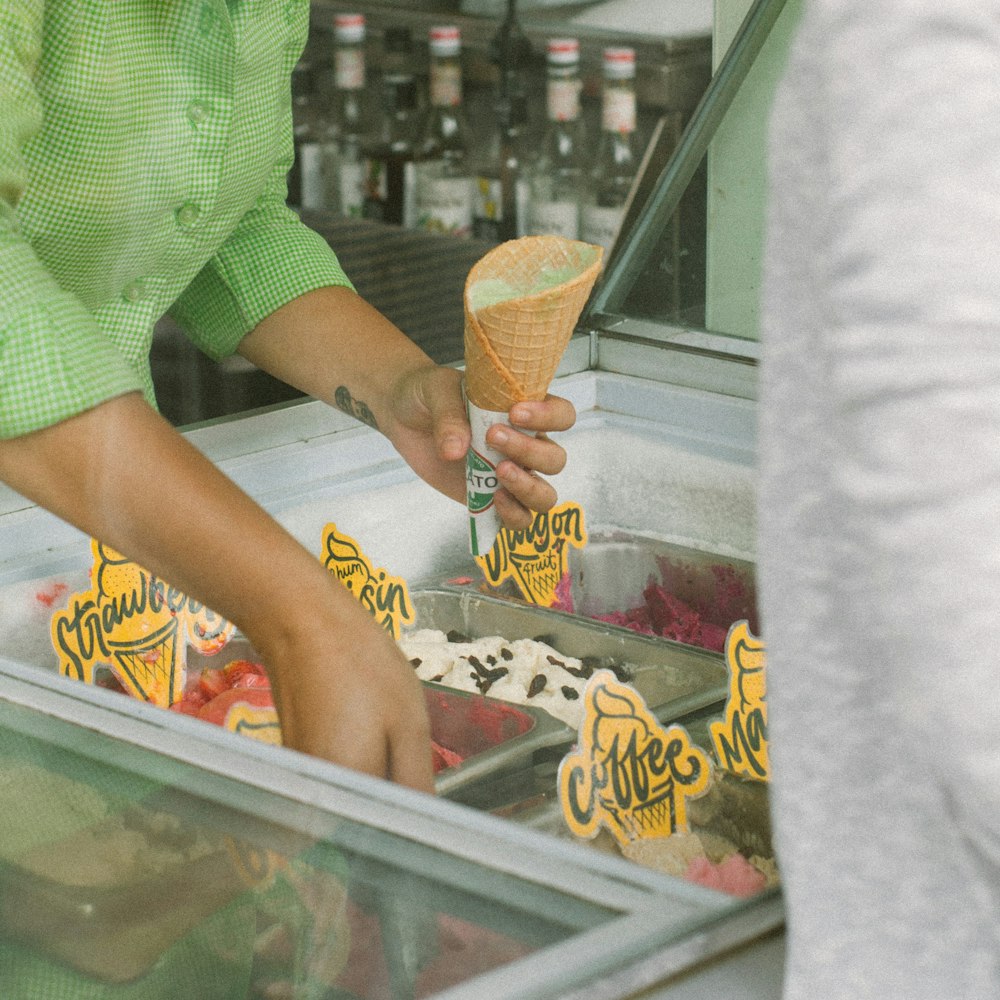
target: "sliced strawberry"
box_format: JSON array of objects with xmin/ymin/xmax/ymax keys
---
[
  {"xmin": 197, "ymin": 667, "xmax": 229, "ymax": 701},
  {"xmin": 224, "ymin": 659, "xmax": 270, "ymax": 689},
  {"xmin": 169, "ymin": 691, "xmax": 207, "ymax": 716}
]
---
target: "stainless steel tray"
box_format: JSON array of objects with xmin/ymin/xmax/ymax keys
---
[
  {"xmin": 408, "ymin": 589, "xmax": 729, "ymax": 797},
  {"xmin": 425, "ymin": 532, "xmax": 758, "ymax": 656}
]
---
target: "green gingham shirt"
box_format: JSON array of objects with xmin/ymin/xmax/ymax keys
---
[{"xmin": 0, "ymin": 1, "xmax": 352, "ymax": 438}]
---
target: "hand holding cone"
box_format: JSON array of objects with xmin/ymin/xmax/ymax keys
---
[{"xmin": 463, "ymin": 236, "xmax": 602, "ymax": 556}]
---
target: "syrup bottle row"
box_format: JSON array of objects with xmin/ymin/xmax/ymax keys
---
[{"xmin": 289, "ymin": 16, "xmax": 639, "ymax": 258}]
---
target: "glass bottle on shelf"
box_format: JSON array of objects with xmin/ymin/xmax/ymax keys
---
[
  {"xmin": 289, "ymin": 59, "xmax": 324, "ymax": 210},
  {"xmin": 413, "ymin": 25, "xmax": 474, "ymax": 237},
  {"xmin": 581, "ymin": 46, "xmax": 639, "ymax": 256},
  {"xmin": 473, "ymin": 92, "xmax": 531, "ymax": 243},
  {"xmin": 326, "ymin": 12, "xmax": 372, "ymax": 218},
  {"xmin": 362, "ymin": 27, "xmax": 421, "ymax": 227},
  {"xmin": 526, "ymin": 38, "xmax": 585, "ymax": 240}
]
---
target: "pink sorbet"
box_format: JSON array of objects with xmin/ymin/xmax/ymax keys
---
[{"xmin": 684, "ymin": 854, "xmax": 767, "ymax": 897}]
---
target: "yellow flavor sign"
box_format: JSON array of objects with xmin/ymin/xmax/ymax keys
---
[
  {"xmin": 559, "ymin": 672, "xmax": 711, "ymax": 846},
  {"xmin": 51, "ymin": 540, "xmax": 234, "ymax": 707},
  {"xmin": 709, "ymin": 621, "xmax": 769, "ymax": 782},
  {"xmin": 475, "ymin": 500, "xmax": 586, "ymax": 607},
  {"xmin": 222, "ymin": 700, "xmax": 282, "ymax": 746},
  {"xmin": 321, "ymin": 524, "xmax": 414, "ymax": 639}
]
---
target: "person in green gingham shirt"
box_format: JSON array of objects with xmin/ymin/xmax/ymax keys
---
[{"xmin": 0, "ymin": 5, "xmax": 575, "ymax": 776}]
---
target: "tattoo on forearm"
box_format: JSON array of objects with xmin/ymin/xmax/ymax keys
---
[{"xmin": 334, "ymin": 386, "xmax": 378, "ymax": 430}]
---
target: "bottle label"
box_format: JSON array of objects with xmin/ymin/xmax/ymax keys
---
[
  {"xmin": 335, "ymin": 49, "xmax": 365, "ymax": 91},
  {"xmin": 547, "ymin": 78, "xmax": 580, "ymax": 122},
  {"xmin": 338, "ymin": 158, "xmax": 366, "ymax": 217},
  {"xmin": 582, "ymin": 203, "xmax": 625, "ymax": 255},
  {"xmin": 362, "ymin": 158, "xmax": 388, "ymax": 219},
  {"xmin": 430, "ymin": 63, "xmax": 462, "ymax": 108},
  {"xmin": 417, "ymin": 169, "xmax": 472, "ymax": 236},
  {"xmin": 474, "ymin": 174, "xmax": 502, "ymax": 221},
  {"xmin": 603, "ymin": 89, "xmax": 637, "ymax": 135},
  {"xmin": 530, "ymin": 199, "xmax": 579, "ymax": 240},
  {"xmin": 298, "ymin": 141, "xmax": 325, "ymax": 210}
]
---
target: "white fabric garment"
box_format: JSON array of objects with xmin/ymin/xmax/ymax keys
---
[{"xmin": 759, "ymin": 1, "xmax": 1000, "ymax": 997}]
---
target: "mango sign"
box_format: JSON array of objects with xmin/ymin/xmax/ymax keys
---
[
  {"xmin": 709, "ymin": 621, "xmax": 769, "ymax": 781},
  {"xmin": 51, "ymin": 540, "xmax": 234, "ymax": 707},
  {"xmin": 559, "ymin": 672, "xmax": 711, "ymax": 846},
  {"xmin": 475, "ymin": 501, "xmax": 587, "ymax": 607}
]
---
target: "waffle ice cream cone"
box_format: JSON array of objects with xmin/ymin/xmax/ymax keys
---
[
  {"xmin": 463, "ymin": 236, "xmax": 602, "ymax": 557},
  {"xmin": 463, "ymin": 236, "xmax": 603, "ymax": 412}
]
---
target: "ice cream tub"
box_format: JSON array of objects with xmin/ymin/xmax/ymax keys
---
[
  {"xmin": 403, "ymin": 588, "xmax": 729, "ymax": 796},
  {"xmin": 439, "ymin": 532, "xmax": 758, "ymax": 657},
  {"xmin": 407, "ymin": 588, "xmax": 728, "ymax": 722},
  {"xmin": 495, "ymin": 703, "xmax": 777, "ymax": 898}
]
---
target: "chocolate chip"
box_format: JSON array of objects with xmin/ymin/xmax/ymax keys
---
[
  {"xmin": 486, "ymin": 654, "xmax": 497, "ymax": 666},
  {"xmin": 446, "ymin": 629, "xmax": 470, "ymax": 644},
  {"xmin": 500, "ymin": 647, "xmax": 514, "ymax": 661},
  {"xmin": 409, "ymin": 658, "xmax": 422, "ymax": 668},
  {"xmin": 561, "ymin": 686, "xmax": 580, "ymax": 700},
  {"xmin": 609, "ymin": 662, "xmax": 634, "ymax": 683},
  {"xmin": 527, "ymin": 674, "xmax": 547, "ymax": 698},
  {"xmin": 467, "ymin": 655, "xmax": 486, "ymax": 673},
  {"xmin": 431, "ymin": 674, "xmax": 445, "ymax": 682},
  {"xmin": 546, "ymin": 655, "xmax": 565, "ymax": 668},
  {"xmin": 563, "ymin": 662, "xmax": 594, "ymax": 679}
]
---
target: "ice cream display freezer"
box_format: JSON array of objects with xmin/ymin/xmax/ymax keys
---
[
  {"xmin": 0, "ymin": 0, "xmax": 793, "ymax": 991},
  {"xmin": 0, "ymin": 361, "xmax": 778, "ymax": 998}
]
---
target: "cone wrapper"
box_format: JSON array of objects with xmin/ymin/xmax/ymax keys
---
[{"xmin": 463, "ymin": 236, "xmax": 603, "ymax": 556}]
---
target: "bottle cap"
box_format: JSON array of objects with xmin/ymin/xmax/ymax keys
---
[
  {"xmin": 602, "ymin": 46, "xmax": 636, "ymax": 79},
  {"xmin": 334, "ymin": 13, "xmax": 366, "ymax": 44},
  {"xmin": 429, "ymin": 25, "xmax": 461, "ymax": 57},
  {"xmin": 547, "ymin": 38, "xmax": 580, "ymax": 66}
]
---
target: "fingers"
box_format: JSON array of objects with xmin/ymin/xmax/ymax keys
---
[
  {"xmin": 487, "ymin": 425, "xmax": 567, "ymax": 478},
  {"xmin": 509, "ymin": 394, "xmax": 577, "ymax": 434}
]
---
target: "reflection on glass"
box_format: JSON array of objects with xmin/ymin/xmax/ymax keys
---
[
  {"xmin": 592, "ymin": 0, "xmax": 793, "ymax": 343},
  {"xmin": 0, "ymin": 700, "xmax": 609, "ymax": 1000}
]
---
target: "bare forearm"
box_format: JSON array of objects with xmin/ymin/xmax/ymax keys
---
[
  {"xmin": 0, "ymin": 393, "xmax": 321, "ymax": 635},
  {"xmin": 238, "ymin": 285, "xmax": 434, "ymax": 434},
  {"xmin": 0, "ymin": 392, "xmax": 435, "ymax": 790}
]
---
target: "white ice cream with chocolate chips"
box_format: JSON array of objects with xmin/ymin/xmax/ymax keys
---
[{"xmin": 398, "ymin": 629, "xmax": 595, "ymax": 728}]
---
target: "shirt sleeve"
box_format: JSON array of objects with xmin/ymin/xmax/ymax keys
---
[
  {"xmin": 168, "ymin": 103, "xmax": 355, "ymax": 361},
  {"xmin": 0, "ymin": 6, "xmax": 144, "ymax": 439}
]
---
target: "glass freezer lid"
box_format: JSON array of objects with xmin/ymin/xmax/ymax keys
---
[
  {"xmin": 584, "ymin": 0, "xmax": 790, "ymax": 356},
  {"xmin": 0, "ymin": 656, "xmax": 773, "ymax": 1000}
]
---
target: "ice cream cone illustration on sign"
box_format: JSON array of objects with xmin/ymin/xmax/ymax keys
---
[{"xmin": 463, "ymin": 236, "xmax": 603, "ymax": 556}]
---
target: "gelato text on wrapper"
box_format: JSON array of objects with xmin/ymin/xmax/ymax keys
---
[{"xmin": 463, "ymin": 236, "xmax": 602, "ymax": 556}]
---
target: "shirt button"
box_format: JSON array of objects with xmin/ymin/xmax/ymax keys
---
[
  {"xmin": 176, "ymin": 202, "xmax": 200, "ymax": 227},
  {"xmin": 123, "ymin": 280, "xmax": 146, "ymax": 303},
  {"xmin": 187, "ymin": 100, "xmax": 210, "ymax": 126}
]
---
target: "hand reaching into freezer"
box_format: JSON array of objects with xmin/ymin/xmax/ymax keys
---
[
  {"xmin": 0, "ymin": 393, "xmax": 434, "ymax": 792},
  {"xmin": 383, "ymin": 363, "xmax": 576, "ymax": 530}
]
